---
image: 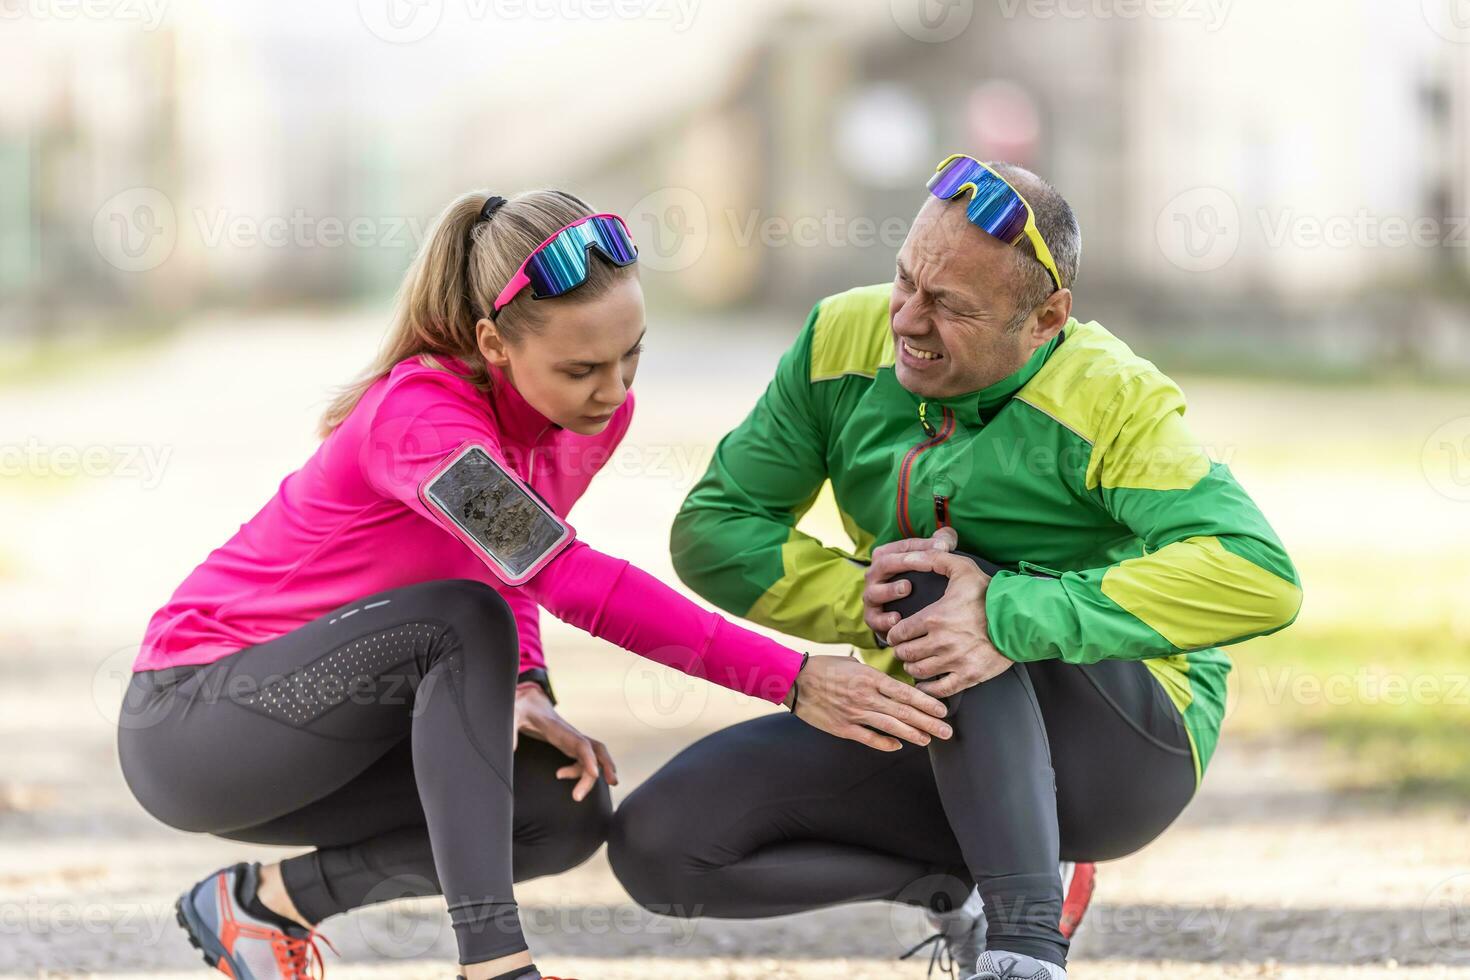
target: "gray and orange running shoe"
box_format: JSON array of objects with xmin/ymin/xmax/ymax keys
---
[{"xmin": 174, "ymin": 862, "xmax": 336, "ymax": 978}]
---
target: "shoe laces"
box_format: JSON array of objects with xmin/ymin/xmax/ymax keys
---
[
  {"xmin": 970, "ymin": 952, "xmax": 1048, "ymax": 980},
  {"xmin": 272, "ymin": 926, "xmax": 338, "ymax": 979},
  {"xmin": 900, "ymin": 930, "xmax": 958, "ymax": 979}
]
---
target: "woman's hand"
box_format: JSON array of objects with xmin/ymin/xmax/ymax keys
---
[
  {"xmin": 783, "ymin": 654, "xmax": 952, "ymax": 751},
  {"xmin": 514, "ymin": 683, "xmax": 618, "ymax": 802}
]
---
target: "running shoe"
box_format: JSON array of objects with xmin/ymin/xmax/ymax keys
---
[
  {"xmin": 1058, "ymin": 861, "xmax": 1096, "ymax": 940},
  {"xmin": 174, "ymin": 862, "xmax": 336, "ymax": 978},
  {"xmin": 901, "ymin": 862, "xmax": 1095, "ymax": 978},
  {"xmin": 965, "ymin": 950, "xmax": 1066, "ymax": 980},
  {"xmin": 455, "ymin": 971, "xmax": 580, "ymax": 979}
]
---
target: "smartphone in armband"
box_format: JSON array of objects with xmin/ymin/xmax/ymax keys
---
[{"xmin": 418, "ymin": 442, "xmax": 574, "ymax": 586}]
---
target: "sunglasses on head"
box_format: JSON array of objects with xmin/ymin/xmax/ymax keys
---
[
  {"xmin": 926, "ymin": 154, "xmax": 1062, "ymax": 293},
  {"xmin": 491, "ymin": 213, "xmax": 639, "ymax": 320}
]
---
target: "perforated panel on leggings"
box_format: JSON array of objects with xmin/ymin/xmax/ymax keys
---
[{"xmin": 236, "ymin": 622, "xmax": 442, "ymax": 726}]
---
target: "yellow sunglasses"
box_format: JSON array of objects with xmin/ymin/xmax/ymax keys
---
[{"xmin": 926, "ymin": 153, "xmax": 1062, "ymax": 293}]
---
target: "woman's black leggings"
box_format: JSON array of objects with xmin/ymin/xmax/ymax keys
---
[
  {"xmin": 609, "ymin": 565, "xmax": 1198, "ymax": 969},
  {"xmin": 117, "ymin": 578, "xmax": 611, "ymax": 967}
]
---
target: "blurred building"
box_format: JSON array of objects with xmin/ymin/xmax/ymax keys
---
[
  {"xmin": 3, "ymin": 1, "xmax": 1469, "ymax": 374},
  {"xmin": 581, "ymin": 4, "xmax": 1470, "ymax": 373}
]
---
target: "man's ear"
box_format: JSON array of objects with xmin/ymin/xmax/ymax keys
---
[
  {"xmin": 1027, "ymin": 288, "xmax": 1073, "ymax": 352},
  {"xmin": 476, "ymin": 318, "xmax": 510, "ymax": 367}
]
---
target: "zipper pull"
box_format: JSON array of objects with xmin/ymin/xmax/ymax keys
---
[
  {"xmin": 918, "ymin": 401, "xmax": 936, "ymax": 437},
  {"xmin": 933, "ymin": 493, "xmax": 950, "ymax": 529},
  {"xmin": 933, "ymin": 476, "xmax": 953, "ymax": 529}
]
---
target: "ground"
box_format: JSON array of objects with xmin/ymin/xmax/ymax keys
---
[{"xmin": 2, "ymin": 309, "xmax": 1467, "ymax": 977}]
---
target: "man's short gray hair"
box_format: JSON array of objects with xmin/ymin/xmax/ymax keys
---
[{"xmin": 988, "ymin": 163, "xmax": 1081, "ymax": 331}]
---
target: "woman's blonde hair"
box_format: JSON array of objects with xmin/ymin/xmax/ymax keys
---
[{"xmin": 318, "ymin": 188, "xmax": 637, "ymax": 438}]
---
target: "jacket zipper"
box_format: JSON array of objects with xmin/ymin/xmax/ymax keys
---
[
  {"xmin": 933, "ymin": 491, "xmax": 951, "ymax": 529},
  {"xmin": 896, "ymin": 404, "xmax": 955, "ymax": 537},
  {"xmin": 525, "ymin": 423, "xmax": 555, "ymax": 485}
]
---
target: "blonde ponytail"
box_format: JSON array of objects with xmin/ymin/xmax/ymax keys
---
[{"xmin": 317, "ymin": 188, "xmax": 635, "ymax": 438}]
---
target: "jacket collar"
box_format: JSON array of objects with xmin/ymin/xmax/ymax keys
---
[
  {"xmin": 910, "ymin": 323, "xmax": 1069, "ymax": 427},
  {"xmin": 444, "ymin": 356, "xmax": 559, "ymax": 448},
  {"xmin": 488, "ymin": 362, "xmax": 560, "ymax": 447}
]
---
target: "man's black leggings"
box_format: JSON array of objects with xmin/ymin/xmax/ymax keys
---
[
  {"xmin": 117, "ymin": 578, "xmax": 611, "ymax": 967},
  {"xmin": 609, "ymin": 565, "xmax": 1197, "ymax": 968}
]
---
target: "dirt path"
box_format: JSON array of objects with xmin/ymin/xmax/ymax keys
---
[{"xmin": 3, "ymin": 311, "xmax": 1466, "ymax": 977}]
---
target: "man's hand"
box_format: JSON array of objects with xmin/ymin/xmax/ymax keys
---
[
  {"xmin": 863, "ymin": 526, "xmax": 959, "ymax": 642},
  {"xmin": 514, "ymin": 683, "xmax": 618, "ymax": 802},
  {"xmin": 885, "ymin": 549, "xmax": 1014, "ymax": 698}
]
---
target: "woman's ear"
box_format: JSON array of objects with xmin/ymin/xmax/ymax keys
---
[{"xmin": 476, "ymin": 318, "xmax": 510, "ymax": 367}]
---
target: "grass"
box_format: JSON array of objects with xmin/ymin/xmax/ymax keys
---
[
  {"xmin": 1227, "ymin": 623, "xmax": 1470, "ymax": 799},
  {"xmin": 0, "ymin": 319, "xmax": 178, "ymax": 389}
]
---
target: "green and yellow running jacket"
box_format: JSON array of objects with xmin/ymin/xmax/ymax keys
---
[{"xmin": 671, "ymin": 282, "xmax": 1302, "ymax": 780}]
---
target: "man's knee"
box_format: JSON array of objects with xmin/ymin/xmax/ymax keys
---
[
  {"xmin": 607, "ymin": 783, "xmax": 700, "ymax": 916},
  {"xmin": 886, "ymin": 550, "xmax": 998, "ymax": 622},
  {"xmin": 888, "ymin": 568, "xmax": 949, "ymax": 621}
]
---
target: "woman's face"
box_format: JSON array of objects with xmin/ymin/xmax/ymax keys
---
[{"xmin": 478, "ymin": 275, "xmax": 646, "ymax": 436}]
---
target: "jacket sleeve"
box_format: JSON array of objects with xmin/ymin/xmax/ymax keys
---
[
  {"xmin": 985, "ymin": 373, "xmax": 1303, "ymax": 664},
  {"xmin": 504, "ymin": 389, "xmax": 634, "ymax": 679},
  {"xmin": 361, "ymin": 373, "xmax": 803, "ymax": 703},
  {"xmin": 498, "ymin": 585, "xmax": 545, "ymax": 674},
  {"xmin": 671, "ymin": 306, "xmax": 877, "ymax": 651}
]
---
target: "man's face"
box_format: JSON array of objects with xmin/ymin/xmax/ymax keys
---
[{"xmin": 889, "ymin": 198, "xmax": 1037, "ymax": 399}]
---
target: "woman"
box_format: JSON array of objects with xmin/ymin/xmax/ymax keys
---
[{"xmin": 116, "ymin": 189, "xmax": 953, "ymax": 980}]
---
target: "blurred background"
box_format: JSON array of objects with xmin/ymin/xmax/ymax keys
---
[{"xmin": 2, "ymin": 1, "xmax": 1469, "ymax": 977}]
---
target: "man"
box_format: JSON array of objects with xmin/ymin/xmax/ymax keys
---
[{"xmin": 608, "ymin": 156, "xmax": 1301, "ymax": 980}]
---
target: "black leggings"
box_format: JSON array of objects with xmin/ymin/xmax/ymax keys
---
[
  {"xmin": 609, "ymin": 566, "xmax": 1197, "ymax": 968},
  {"xmin": 117, "ymin": 578, "xmax": 611, "ymax": 966}
]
